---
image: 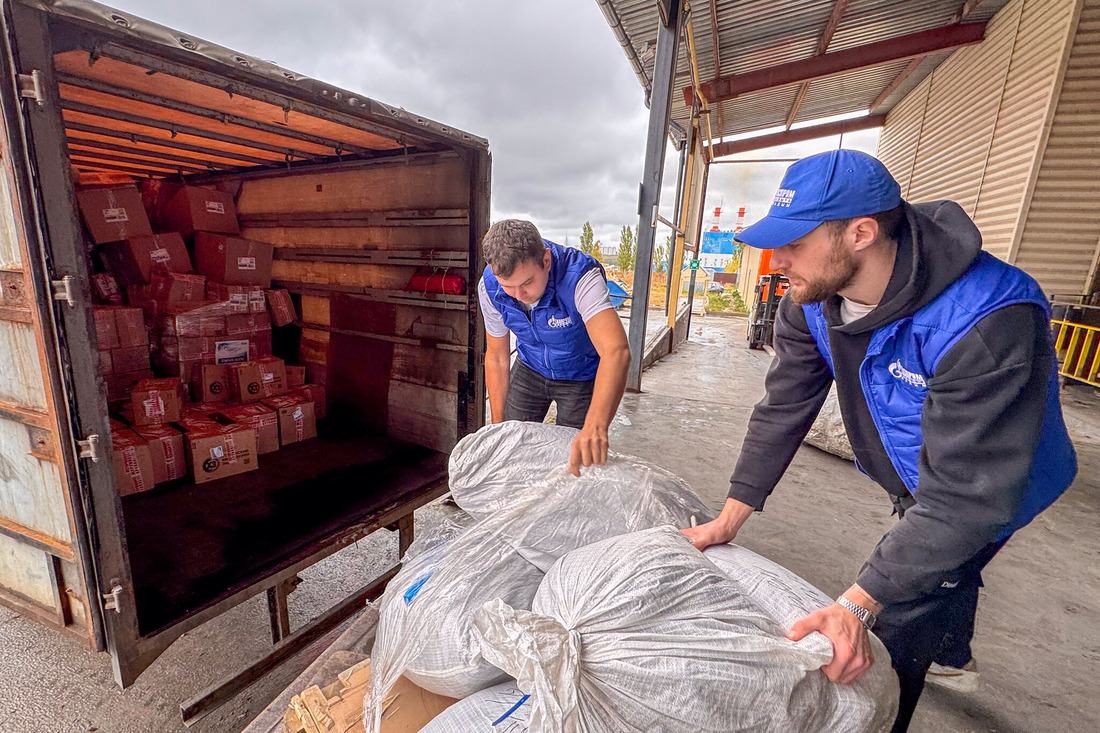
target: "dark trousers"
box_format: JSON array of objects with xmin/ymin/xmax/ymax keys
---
[
  {"xmin": 871, "ymin": 502, "xmax": 1006, "ymax": 732},
  {"xmin": 503, "ymin": 360, "xmax": 595, "ymax": 429}
]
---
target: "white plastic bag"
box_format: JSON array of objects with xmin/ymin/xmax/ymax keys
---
[
  {"xmin": 420, "ymin": 681, "xmax": 532, "ymax": 732},
  {"xmin": 473, "ymin": 526, "xmax": 899, "ymax": 733}
]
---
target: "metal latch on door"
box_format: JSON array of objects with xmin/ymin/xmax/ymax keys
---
[
  {"xmin": 102, "ymin": 585, "xmax": 124, "ymax": 613},
  {"xmin": 77, "ymin": 434, "xmax": 101, "ymax": 463},
  {"xmin": 17, "ymin": 70, "xmax": 44, "ymax": 105}
]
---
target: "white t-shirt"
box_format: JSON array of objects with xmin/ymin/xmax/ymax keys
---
[
  {"xmin": 479, "ymin": 268, "xmax": 615, "ymax": 338},
  {"xmin": 840, "ymin": 297, "xmax": 877, "ymax": 325}
]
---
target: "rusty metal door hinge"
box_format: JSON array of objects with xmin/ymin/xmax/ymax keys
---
[
  {"xmin": 102, "ymin": 584, "xmax": 123, "ymax": 613},
  {"xmin": 76, "ymin": 434, "xmax": 101, "ymax": 462},
  {"xmin": 17, "ymin": 70, "xmax": 44, "ymax": 105},
  {"xmin": 51, "ymin": 275, "xmax": 76, "ymax": 306}
]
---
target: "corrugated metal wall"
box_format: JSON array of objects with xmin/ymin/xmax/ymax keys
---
[
  {"xmin": 904, "ymin": 0, "xmax": 1023, "ymax": 212},
  {"xmin": 975, "ymin": 0, "xmax": 1079, "ymax": 260},
  {"xmin": 876, "ymin": 0, "xmax": 1095, "ymax": 296},
  {"xmin": 1014, "ymin": 0, "xmax": 1100, "ymax": 297},
  {"xmin": 877, "ymin": 75, "xmax": 932, "ymax": 197}
]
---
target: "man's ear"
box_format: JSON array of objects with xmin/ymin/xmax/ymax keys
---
[
  {"xmin": 543, "ymin": 248, "xmax": 552, "ymax": 269},
  {"xmin": 850, "ymin": 217, "xmax": 880, "ymax": 253}
]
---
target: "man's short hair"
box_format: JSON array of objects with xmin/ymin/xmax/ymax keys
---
[
  {"xmin": 826, "ymin": 205, "xmax": 905, "ymax": 244},
  {"xmin": 482, "ymin": 219, "xmax": 547, "ymax": 277}
]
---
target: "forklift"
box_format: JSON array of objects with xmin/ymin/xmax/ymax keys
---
[{"xmin": 748, "ymin": 272, "xmax": 789, "ymax": 349}]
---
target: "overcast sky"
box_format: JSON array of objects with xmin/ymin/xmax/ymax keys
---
[{"xmin": 106, "ymin": 0, "xmax": 878, "ymax": 251}]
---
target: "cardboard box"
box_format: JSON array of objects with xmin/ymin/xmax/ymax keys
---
[
  {"xmin": 105, "ymin": 369, "xmax": 152, "ymax": 403},
  {"xmin": 111, "ymin": 345, "xmax": 151, "ymax": 373},
  {"xmin": 100, "ymin": 233, "xmax": 192, "ymax": 286},
  {"xmin": 112, "ymin": 428, "xmax": 155, "ymax": 496},
  {"xmin": 163, "ymin": 186, "xmax": 240, "ymax": 235},
  {"xmin": 131, "ymin": 378, "xmax": 185, "ymax": 426},
  {"xmin": 220, "ymin": 403, "xmax": 280, "ymax": 454},
  {"xmin": 76, "ymin": 186, "xmax": 153, "ymax": 243},
  {"xmin": 226, "ymin": 312, "xmax": 271, "ymax": 337},
  {"xmin": 92, "ymin": 307, "xmax": 120, "ymax": 350},
  {"xmin": 158, "ymin": 301, "xmax": 230, "ymax": 338},
  {"xmin": 289, "ymin": 384, "xmax": 327, "ymax": 420},
  {"xmin": 160, "ymin": 336, "xmax": 218, "ymax": 362},
  {"xmin": 184, "ymin": 423, "xmax": 257, "ymax": 484},
  {"xmin": 92, "ymin": 272, "xmax": 122, "ymax": 304},
  {"xmin": 149, "ymin": 271, "xmax": 206, "ymax": 305},
  {"xmin": 265, "ymin": 288, "xmax": 297, "ymax": 327},
  {"xmin": 133, "ymin": 424, "xmax": 186, "ymax": 484},
  {"xmin": 208, "ymin": 282, "xmax": 267, "ymax": 313},
  {"xmin": 262, "ymin": 395, "xmax": 316, "ymax": 445},
  {"xmin": 229, "ymin": 357, "xmax": 287, "ymax": 403},
  {"xmin": 140, "ymin": 179, "xmax": 183, "ymax": 226},
  {"xmin": 195, "ymin": 364, "xmax": 231, "ymax": 402},
  {"xmin": 194, "ymin": 233, "xmax": 273, "ymax": 286},
  {"xmin": 250, "ymin": 330, "xmax": 273, "ymax": 359},
  {"xmin": 286, "ymin": 365, "xmax": 306, "ymax": 388},
  {"xmin": 107, "ymin": 306, "xmax": 149, "ymax": 348}
]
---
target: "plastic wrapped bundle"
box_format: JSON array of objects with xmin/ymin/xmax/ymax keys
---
[
  {"xmin": 363, "ymin": 519, "xmax": 544, "ymax": 733},
  {"xmin": 447, "ymin": 421, "xmax": 579, "ymax": 518},
  {"xmin": 491, "ymin": 458, "xmax": 712, "ymax": 571},
  {"xmin": 473, "ymin": 526, "xmax": 899, "ymax": 733},
  {"xmin": 420, "ymin": 681, "xmax": 532, "ymax": 732}
]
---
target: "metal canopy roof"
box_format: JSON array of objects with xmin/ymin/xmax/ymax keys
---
[{"xmin": 597, "ymin": 0, "xmax": 1011, "ymax": 151}]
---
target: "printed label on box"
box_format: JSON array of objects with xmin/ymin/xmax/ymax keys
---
[
  {"xmin": 103, "ymin": 207, "xmax": 129, "ymax": 223},
  {"xmin": 150, "ymin": 248, "xmax": 171, "ymax": 263},
  {"xmin": 237, "ymin": 257, "xmax": 257, "ymax": 270},
  {"xmin": 263, "ymin": 372, "xmax": 274, "ymax": 383},
  {"xmin": 215, "ymin": 339, "xmax": 250, "ymax": 364},
  {"xmin": 229, "ymin": 293, "xmax": 248, "ymax": 308},
  {"xmin": 205, "ymin": 200, "xmax": 226, "ymax": 215},
  {"xmin": 210, "ymin": 445, "xmax": 225, "ymax": 460},
  {"xmin": 143, "ymin": 393, "xmax": 165, "ymax": 417}
]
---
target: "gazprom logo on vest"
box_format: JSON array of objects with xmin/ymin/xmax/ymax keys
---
[
  {"xmin": 889, "ymin": 360, "xmax": 927, "ymax": 388},
  {"xmin": 547, "ymin": 314, "xmax": 573, "ymax": 328}
]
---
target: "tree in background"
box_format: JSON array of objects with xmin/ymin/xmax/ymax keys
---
[
  {"xmin": 724, "ymin": 243, "xmax": 743, "ymax": 274},
  {"xmin": 617, "ymin": 225, "xmax": 636, "ymax": 271},
  {"xmin": 654, "ymin": 234, "xmax": 671, "ymax": 273},
  {"xmin": 579, "ymin": 221, "xmax": 596, "ymax": 255}
]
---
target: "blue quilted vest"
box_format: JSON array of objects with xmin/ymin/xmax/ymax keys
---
[
  {"xmin": 482, "ymin": 240, "xmax": 603, "ymax": 381},
  {"xmin": 803, "ymin": 252, "xmax": 1076, "ymax": 539}
]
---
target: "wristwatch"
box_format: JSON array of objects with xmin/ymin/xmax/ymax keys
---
[{"xmin": 837, "ymin": 596, "xmax": 877, "ymax": 630}]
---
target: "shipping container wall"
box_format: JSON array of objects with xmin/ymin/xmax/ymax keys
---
[{"xmin": 234, "ymin": 153, "xmax": 474, "ymax": 452}]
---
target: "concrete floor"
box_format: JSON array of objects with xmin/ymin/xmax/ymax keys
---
[{"xmin": 1, "ymin": 315, "xmax": 1097, "ymax": 732}]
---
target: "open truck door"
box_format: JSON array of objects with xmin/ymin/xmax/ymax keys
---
[
  {"xmin": 0, "ymin": 0, "xmax": 488, "ymax": 694},
  {"xmin": 0, "ymin": 0, "xmax": 149, "ymax": 685}
]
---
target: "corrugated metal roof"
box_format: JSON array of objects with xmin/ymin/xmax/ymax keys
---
[{"xmin": 600, "ymin": 0, "xmax": 1013, "ymax": 143}]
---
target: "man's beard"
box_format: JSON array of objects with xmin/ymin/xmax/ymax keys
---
[{"xmin": 785, "ymin": 235, "xmax": 859, "ymax": 305}]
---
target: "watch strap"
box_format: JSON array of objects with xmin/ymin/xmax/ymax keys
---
[{"xmin": 837, "ymin": 596, "xmax": 876, "ymax": 630}]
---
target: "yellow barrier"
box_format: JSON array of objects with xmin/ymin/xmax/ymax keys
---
[{"xmin": 1052, "ymin": 318, "xmax": 1100, "ymax": 388}]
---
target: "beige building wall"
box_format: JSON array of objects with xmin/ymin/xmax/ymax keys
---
[{"xmin": 877, "ymin": 0, "xmax": 1098, "ymax": 297}]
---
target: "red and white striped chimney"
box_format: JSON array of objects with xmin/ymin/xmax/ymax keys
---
[
  {"xmin": 734, "ymin": 207, "xmax": 746, "ymax": 234},
  {"xmin": 710, "ymin": 206, "xmax": 722, "ymax": 232}
]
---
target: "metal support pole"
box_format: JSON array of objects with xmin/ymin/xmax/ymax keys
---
[
  {"xmin": 685, "ymin": 157, "xmax": 712, "ymax": 325},
  {"xmin": 667, "ymin": 125, "xmax": 696, "ymax": 329},
  {"xmin": 665, "ymin": 138, "xmax": 688, "ymax": 312},
  {"xmin": 627, "ymin": 0, "xmax": 682, "ymax": 392}
]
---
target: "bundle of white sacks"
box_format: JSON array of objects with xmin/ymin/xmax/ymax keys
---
[{"xmin": 363, "ymin": 421, "xmax": 899, "ymax": 733}]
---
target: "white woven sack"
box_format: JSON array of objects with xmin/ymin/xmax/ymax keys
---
[
  {"xmin": 420, "ymin": 681, "xmax": 532, "ymax": 733},
  {"xmin": 473, "ymin": 526, "xmax": 899, "ymax": 733},
  {"xmin": 363, "ymin": 519, "xmax": 544, "ymax": 733},
  {"xmin": 448, "ymin": 421, "xmax": 579, "ymax": 518}
]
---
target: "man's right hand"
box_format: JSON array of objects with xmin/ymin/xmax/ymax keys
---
[{"xmin": 681, "ymin": 497, "xmax": 756, "ymax": 551}]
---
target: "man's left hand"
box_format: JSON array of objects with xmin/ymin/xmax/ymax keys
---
[
  {"xmin": 787, "ymin": 601, "xmax": 875, "ymax": 685},
  {"xmin": 569, "ymin": 423, "xmax": 609, "ymax": 476}
]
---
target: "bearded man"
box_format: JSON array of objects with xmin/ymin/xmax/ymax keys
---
[{"xmin": 682, "ymin": 150, "xmax": 1076, "ymax": 732}]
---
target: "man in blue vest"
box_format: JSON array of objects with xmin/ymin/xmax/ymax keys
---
[
  {"xmin": 682, "ymin": 150, "xmax": 1076, "ymax": 732},
  {"xmin": 479, "ymin": 219, "xmax": 631, "ymax": 476}
]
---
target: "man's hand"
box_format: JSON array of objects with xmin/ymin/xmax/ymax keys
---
[
  {"xmin": 680, "ymin": 498, "xmax": 756, "ymax": 551},
  {"xmin": 787, "ymin": 586, "xmax": 880, "ymax": 685},
  {"xmin": 569, "ymin": 423, "xmax": 609, "ymax": 476}
]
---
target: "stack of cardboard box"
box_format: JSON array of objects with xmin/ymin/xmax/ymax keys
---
[{"xmin": 78, "ymin": 182, "xmax": 323, "ymax": 494}]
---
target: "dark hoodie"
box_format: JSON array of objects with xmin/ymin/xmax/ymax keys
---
[{"xmin": 728, "ymin": 201, "xmax": 1052, "ymax": 606}]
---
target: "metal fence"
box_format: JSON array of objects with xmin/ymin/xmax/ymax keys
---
[{"xmin": 1052, "ymin": 302, "xmax": 1100, "ymax": 388}]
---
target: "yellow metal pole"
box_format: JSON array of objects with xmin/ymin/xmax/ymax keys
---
[
  {"xmin": 667, "ymin": 129, "xmax": 696, "ymax": 328},
  {"xmin": 684, "ymin": 2, "xmax": 715, "ymax": 161}
]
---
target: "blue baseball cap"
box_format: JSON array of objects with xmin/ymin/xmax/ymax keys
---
[{"xmin": 735, "ymin": 150, "xmax": 902, "ymax": 249}]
